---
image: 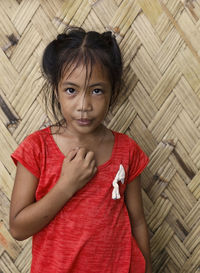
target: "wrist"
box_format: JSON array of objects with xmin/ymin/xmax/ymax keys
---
[{"xmin": 56, "ymin": 177, "xmax": 76, "ymax": 199}]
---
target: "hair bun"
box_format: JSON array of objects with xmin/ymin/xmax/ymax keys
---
[
  {"xmin": 101, "ymin": 31, "xmax": 116, "ymax": 48},
  {"xmin": 102, "ymin": 31, "xmax": 115, "ymax": 39},
  {"xmin": 57, "ymin": 33, "xmax": 67, "ymax": 41}
]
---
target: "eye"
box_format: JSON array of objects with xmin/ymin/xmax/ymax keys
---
[
  {"xmin": 92, "ymin": 88, "xmax": 103, "ymax": 95},
  {"xmin": 65, "ymin": 88, "xmax": 76, "ymax": 95}
]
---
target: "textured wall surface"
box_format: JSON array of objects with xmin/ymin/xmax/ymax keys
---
[{"xmin": 0, "ymin": 0, "xmax": 200, "ymax": 272}]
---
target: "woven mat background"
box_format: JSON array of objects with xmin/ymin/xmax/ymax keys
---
[{"xmin": 0, "ymin": 0, "xmax": 200, "ymax": 272}]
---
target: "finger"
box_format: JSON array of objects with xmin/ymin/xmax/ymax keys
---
[
  {"xmin": 85, "ymin": 150, "xmax": 95, "ymax": 162},
  {"xmin": 90, "ymin": 159, "xmax": 96, "ymax": 169},
  {"xmin": 77, "ymin": 147, "xmax": 88, "ymax": 158},
  {"xmin": 67, "ymin": 148, "xmax": 79, "ymax": 161},
  {"xmin": 93, "ymin": 166, "xmax": 98, "ymax": 175}
]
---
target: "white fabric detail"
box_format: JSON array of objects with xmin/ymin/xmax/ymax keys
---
[{"xmin": 112, "ymin": 164, "xmax": 125, "ymax": 200}]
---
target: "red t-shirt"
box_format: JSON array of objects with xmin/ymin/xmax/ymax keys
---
[{"xmin": 11, "ymin": 127, "xmax": 149, "ymax": 273}]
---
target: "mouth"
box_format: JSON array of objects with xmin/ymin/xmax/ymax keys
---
[{"xmin": 76, "ymin": 118, "xmax": 93, "ymax": 126}]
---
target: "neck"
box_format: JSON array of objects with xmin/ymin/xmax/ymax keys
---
[{"xmin": 58, "ymin": 123, "xmax": 107, "ymax": 143}]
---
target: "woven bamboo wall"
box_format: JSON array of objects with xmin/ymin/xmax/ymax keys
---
[{"xmin": 0, "ymin": 0, "xmax": 200, "ymax": 272}]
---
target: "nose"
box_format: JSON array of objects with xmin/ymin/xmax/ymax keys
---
[{"xmin": 77, "ymin": 93, "xmax": 92, "ymax": 112}]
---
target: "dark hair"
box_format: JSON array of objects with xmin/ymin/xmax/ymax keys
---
[{"xmin": 42, "ymin": 26, "xmax": 123, "ymax": 124}]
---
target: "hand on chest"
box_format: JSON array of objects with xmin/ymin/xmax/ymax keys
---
[
  {"xmin": 52, "ymin": 129, "xmax": 114, "ymax": 167},
  {"xmin": 50, "ymin": 128, "xmax": 128, "ymax": 200}
]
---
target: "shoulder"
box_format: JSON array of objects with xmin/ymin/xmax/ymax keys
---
[
  {"xmin": 112, "ymin": 131, "xmax": 138, "ymax": 149},
  {"xmin": 13, "ymin": 127, "xmax": 51, "ymax": 156},
  {"xmin": 112, "ymin": 130, "xmax": 149, "ymax": 165},
  {"xmin": 111, "ymin": 130, "xmax": 140, "ymax": 166},
  {"xmin": 11, "ymin": 127, "xmax": 51, "ymax": 177},
  {"xmin": 22, "ymin": 127, "xmax": 51, "ymax": 145}
]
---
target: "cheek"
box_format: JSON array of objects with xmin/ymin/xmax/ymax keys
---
[
  {"xmin": 95, "ymin": 97, "xmax": 110, "ymax": 116},
  {"xmin": 59, "ymin": 94, "xmax": 74, "ymax": 108},
  {"xmin": 104, "ymin": 94, "xmax": 112, "ymax": 110},
  {"xmin": 59, "ymin": 99, "xmax": 72, "ymax": 116}
]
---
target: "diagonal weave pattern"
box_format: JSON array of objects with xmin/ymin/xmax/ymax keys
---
[{"xmin": 0, "ymin": 0, "xmax": 200, "ymax": 272}]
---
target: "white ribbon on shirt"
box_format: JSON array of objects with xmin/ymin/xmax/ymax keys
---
[{"xmin": 112, "ymin": 164, "xmax": 125, "ymax": 200}]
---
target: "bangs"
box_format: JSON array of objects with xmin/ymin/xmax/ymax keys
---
[{"xmin": 59, "ymin": 48, "xmax": 110, "ymax": 91}]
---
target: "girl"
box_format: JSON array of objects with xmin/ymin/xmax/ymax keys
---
[{"xmin": 9, "ymin": 27, "xmax": 152, "ymax": 273}]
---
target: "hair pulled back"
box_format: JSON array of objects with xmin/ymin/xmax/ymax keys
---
[{"xmin": 42, "ymin": 26, "xmax": 123, "ymax": 124}]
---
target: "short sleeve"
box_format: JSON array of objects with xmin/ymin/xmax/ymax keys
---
[
  {"xmin": 11, "ymin": 133, "xmax": 41, "ymax": 178},
  {"xmin": 127, "ymin": 138, "xmax": 149, "ymax": 183}
]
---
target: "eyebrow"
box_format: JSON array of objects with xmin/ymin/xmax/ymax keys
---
[{"xmin": 62, "ymin": 81, "xmax": 106, "ymax": 88}]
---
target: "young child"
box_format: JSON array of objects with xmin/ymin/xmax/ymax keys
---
[{"xmin": 9, "ymin": 27, "xmax": 152, "ymax": 273}]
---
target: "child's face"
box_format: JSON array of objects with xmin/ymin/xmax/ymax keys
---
[{"xmin": 57, "ymin": 62, "xmax": 112, "ymax": 135}]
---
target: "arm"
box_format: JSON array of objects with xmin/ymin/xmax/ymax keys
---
[
  {"xmin": 9, "ymin": 148, "xmax": 97, "ymax": 241},
  {"xmin": 125, "ymin": 176, "xmax": 152, "ymax": 273}
]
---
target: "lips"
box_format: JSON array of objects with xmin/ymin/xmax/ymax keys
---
[{"xmin": 76, "ymin": 118, "xmax": 93, "ymax": 126}]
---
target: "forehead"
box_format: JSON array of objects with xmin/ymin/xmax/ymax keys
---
[{"xmin": 61, "ymin": 62, "xmax": 110, "ymax": 85}]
